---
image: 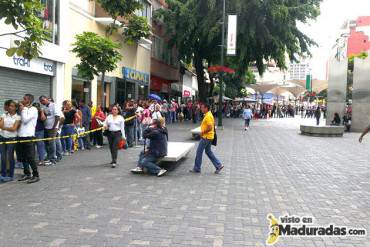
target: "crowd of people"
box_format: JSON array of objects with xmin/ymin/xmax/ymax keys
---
[
  {"xmin": 6, "ymin": 92, "xmax": 359, "ymax": 184},
  {"xmin": 0, "ymin": 94, "xmax": 223, "ymax": 183}
]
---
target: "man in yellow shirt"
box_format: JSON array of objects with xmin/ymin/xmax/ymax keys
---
[{"xmin": 190, "ymin": 103, "xmax": 224, "ymax": 174}]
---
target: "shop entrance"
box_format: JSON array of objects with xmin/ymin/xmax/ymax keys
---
[{"xmin": 72, "ymin": 79, "xmax": 91, "ymax": 104}]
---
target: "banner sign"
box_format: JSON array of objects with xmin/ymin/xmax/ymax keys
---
[
  {"xmin": 227, "ymin": 15, "xmax": 237, "ymax": 56},
  {"xmin": 306, "ymin": 74, "xmax": 312, "ymax": 92},
  {"xmin": 123, "ymin": 67, "xmax": 149, "ymax": 86}
]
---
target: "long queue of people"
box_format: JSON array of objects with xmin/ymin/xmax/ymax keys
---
[{"xmin": 0, "ymin": 95, "xmax": 207, "ymax": 183}]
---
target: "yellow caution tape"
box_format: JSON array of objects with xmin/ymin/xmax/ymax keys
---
[{"xmin": 0, "ymin": 115, "xmax": 137, "ymax": 145}]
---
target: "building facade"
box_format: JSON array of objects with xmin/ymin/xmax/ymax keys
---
[
  {"xmin": 253, "ymin": 62, "xmax": 289, "ymax": 85},
  {"xmin": 347, "ymin": 16, "xmax": 370, "ymax": 56},
  {"xmin": 66, "ymin": 1, "xmax": 152, "ymax": 107},
  {"xmin": 289, "ymin": 63, "xmax": 310, "ymax": 81},
  {"xmin": 0, "ymin": 0, "xmax": 68, "ymax": 112},
  {"xmin": 150, "ymin": 0, "xmax": 181, "ymax": 100}
]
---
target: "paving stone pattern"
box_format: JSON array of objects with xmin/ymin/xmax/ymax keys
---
[{"xmin": 0, "ymin": 118, "xmax": 369, "ymax": 247}]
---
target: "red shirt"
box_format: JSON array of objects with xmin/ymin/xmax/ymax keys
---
[{"xmin": 91, "ymin": 111, "xmax": 106, "ymax": 129}]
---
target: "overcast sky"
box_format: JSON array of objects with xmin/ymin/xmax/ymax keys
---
[{"xmin": 299, "ymin": 0, "xmax": 370, "ymax": 80}]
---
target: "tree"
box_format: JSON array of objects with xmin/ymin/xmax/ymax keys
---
[
  {"xmin": 97, "ymin": 0, "xmax": 150, "ymax": 44},
  {"xmin": 0, "ymin": 0, "xmax": 49, "ymax": 59},
  {"xmin": 156, "ymin": 0, "xmax": 321, "ymax": 101},
  {"xmin": 245, "ymin": 68, "xmax": 256, "ymax": 85},
  {"xmin": 72, "ymin": 32, "xmax": 122, "ymax": 107}
]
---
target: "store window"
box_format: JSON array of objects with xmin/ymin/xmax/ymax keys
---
[
  {"xmin": 72, "ymin": 80, "xmax": 91, "ymax": 104},
  {"xmin": 39, "ymin": 0, "xmax": 59, "ymax": 44},
  {"xmin": 151, "ymin": 36, "xmax": 179, "ymax": 67},
  {"xmin": 138, "ymin": 85, "xmax": 148, "ymax": 100},
  {"xmin": 137, "ymin": 0, "xmax": 152, "ymax": 24}
]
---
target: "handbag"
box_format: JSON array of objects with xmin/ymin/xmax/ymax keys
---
[
  {"xmin": 96, "ymin": 118, "xmax": 104, "ymax": 127},
  {"xmin": 117, "ymin": 138, "xmax": 128, "ymax": 150},
  {"xmin": 212, "ymin": 126, "xmax": 217, "ymax": 146}
]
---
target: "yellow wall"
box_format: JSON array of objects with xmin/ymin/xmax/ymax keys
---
[{"xmin": 66, "ymin": 2, "xmax": 151, "ymax": 104}]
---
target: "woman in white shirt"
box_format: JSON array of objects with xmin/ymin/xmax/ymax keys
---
[
  {"xmin": 104, "ymin": 105, "xmax": 126, "ymax": 168},
  {"xmin": 152, "ymin": 104, "xmax": 162, "ymax": 121},
  {"xmin": 0, "ymin": 100, "xmax": 21, "ymax": 182}
]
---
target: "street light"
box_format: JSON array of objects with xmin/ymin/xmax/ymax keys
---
[{"xmin": 218, "ymin": 0, "xmax": 226, "ymax": 127}]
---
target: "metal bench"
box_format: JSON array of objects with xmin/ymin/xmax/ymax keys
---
[{"xmin": 300, "ymin": 125, "xmax": 345, "ymax": 137}]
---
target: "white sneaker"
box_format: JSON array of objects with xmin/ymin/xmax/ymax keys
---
[
  {"xmin": 111, "ymin": 163, "xmax": 117, "ymax": 168},
  {"xmin": 157, "ymin": 169, "xmax": 167, "ymax": 177},
  {"xmin": 131, "ymin": 167, "xmax": 144, "ymax": 174},
  {"xmin": 96, "ymin": 145, "xmax": 103, "ymax": 149}
]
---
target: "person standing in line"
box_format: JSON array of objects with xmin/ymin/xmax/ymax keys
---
[
  {"xmin": 0, "ymin": 100, "xmax": 21, "ymax": 182},
  {"xmin": 61, "ymin": 101, "xmax": 80, "ymax": 155},
  {"xmin": 135, "ymin": 103, "xmax": 144, "ymax": 142},
  {"xmin": 169, "ymin": 100, "xmax": 177, "ymax": 123},
  {"xmin": 123, "ymin": 101, "xmax": 136, "ymax": 148},
  {"xmin": 79, "ymin": 99, "xmax": 91, "ymax": 150},
  {"xmin": 314, "ymin": 106, "xmax": 321, "ymax": 126},
  {"xmin": 152, "ymin": 104, "xmax": 162, "ymax": 121},
  {"xmin": 161, "ymin": 99, "xmax": 169, "ymax": 124},
  {"xmin": 91, "ymin": 105, "xmax": 106, "ymax": 148},
  {"xmin": 104, "ymin": 105, "xmax": 126, "ymax": 168},
  {"xmin": 242, "ymin": 105, "xmax": 253, "ymax": 131},
  {"xmin": 88, "ymin": 101, "xmax": 96, "ymax": 145},
  {"xmin": 33, "ymin": 103, "xmax": 47, "ymax": 165},
  {"xmin": 190, "ymin": 103, "xmax": 224, "ymax": 174},
  {"xmin": 39, "ymin": 96, "xmax": 60, "ymax": 165},
  {"xmin": 16, "ymin": 94, "xmax": 40, "ymax": 183}
]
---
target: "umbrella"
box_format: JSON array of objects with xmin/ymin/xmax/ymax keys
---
[{"xmin": 148, "ymin": 93, "xmax": 161, "ymax": 101}]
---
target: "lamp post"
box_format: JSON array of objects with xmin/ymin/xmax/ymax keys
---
[{"xmin": 218, "ymin": 0, "xmax": 226, "ymax": 127}]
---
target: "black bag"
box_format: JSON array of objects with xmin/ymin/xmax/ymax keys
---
[
  {"xmin": 212, "ymin": 126, "xmax": 217, "ymax": 146},
  {"xmin": 103, "ymin": 129, "xmax": 109, "ymax": 137}
]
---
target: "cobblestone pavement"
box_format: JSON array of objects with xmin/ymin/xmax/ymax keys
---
[{"xmin": 0, "ymin": 117, "xmax": 369, "ymax": 247}]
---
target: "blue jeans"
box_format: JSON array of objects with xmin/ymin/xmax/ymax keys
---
[
  {"xmin": 82, "ymin": 124, "xmax": 90, "ymax": 149},
  {"xmin": 125, "ymin": 125, "xmax": 135, "ymax": 147},
  {"xmin": 61, "ymin": 125, "xmax": 74, "ymax": 152},
  {"xmin": 45, "ymin": 129, "xmax": 57, "ymax": 162},
  {"xmin": 164, "ymin": 112, "xmax": 170, "ymax": 124},
  {"xmin": 55, "ymin": 137, "xmax": 63, "ymax": 160},
  {"xmin": 194, "ymin": 138, "xmax": 222, "ymax": 172},
  {"xmin": 170, "ymin": 111, "xmax": 176, "ymax": 123},
  {"xmin": 136, "ymin": 121, "xmax": 143, "ymax": 141},
  {"xmin": 0, "ymin": 141, "xmax": 16, "ymax": 178},
  {"xmin": 35, "ymin": 130, "xmax": 46, "ymax": 162},
  {"xmin": 138, "ymin": 151, "xmax": 161, "ymax": 175}
]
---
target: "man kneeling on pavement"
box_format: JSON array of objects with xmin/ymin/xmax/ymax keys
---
[{"xmin": 131, "ymin": 119, "xmax": 168, "ymax": 177}]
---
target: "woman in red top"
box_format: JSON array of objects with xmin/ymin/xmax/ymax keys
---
[{"xmin": 91, "ymin": 105, "xmax": 106, "ymax": 148}]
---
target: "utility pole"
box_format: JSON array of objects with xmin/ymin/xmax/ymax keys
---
[{"xmin": 218, "ymin": 0, "xmax": 226, "ymax": 127}]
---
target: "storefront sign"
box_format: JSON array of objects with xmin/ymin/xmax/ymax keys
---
[
  {"xmin": 227, "ymin": 15, "xmax": 238, "ymax": 56},
  {"xmin": 183, "ymin": 90, "xmax": 191, "ymax": 97},
  {"xmin": 123, "ymin": 67, "xmax": 149, "ymax": 86},
  {"xmin": 0, "ymin": 50, "xmax": 55, "ymax": 76},
  {"xmin": 182, "ymin": 72, "xmax": 194, "ymax": 97}
]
